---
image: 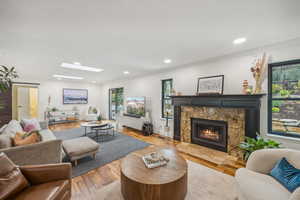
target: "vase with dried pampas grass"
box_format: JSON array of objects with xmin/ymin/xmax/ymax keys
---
[{"xmin": 250, "ymin": 53, "xmax": 269, "ymax": 94}]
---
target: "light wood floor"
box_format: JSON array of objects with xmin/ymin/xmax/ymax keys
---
[{"xmin": 50, "ymin": 122, "xmax": 241, "ymax": 200}]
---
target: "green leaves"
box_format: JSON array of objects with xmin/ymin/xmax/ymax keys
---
[
  {"xmin": 239, "ymin": 133, "xmax": 281, "ymax": 161},
  {"xmin": 0, "ymin": 65, "xmax": 18, "ymax": 93},
  {"xmin": 0, "ymin": 65, "xmax": 18, "ymax": 112}
]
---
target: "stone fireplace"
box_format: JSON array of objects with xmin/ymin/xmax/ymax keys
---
[
  {"xmin": 181, "ymin": 106, "xmax": 245, "ymax": 157},
  {"xmin": 191, "ymin": 118, "xmax": 228, "ymax": 152},
  {"xmin": 171, "ymin": 94, "xmax": 264, "ymax": 158}
]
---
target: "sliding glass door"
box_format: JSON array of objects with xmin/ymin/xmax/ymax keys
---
[{"xmin": 109, "ymin": 88, "xmax": 124, "ymax": 120}]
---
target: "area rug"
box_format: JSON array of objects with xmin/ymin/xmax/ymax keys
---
[
  {"xmin": 93, "ymin": 160, "xmax": 238, "ymax": 200},
  {"xmin": 53, "ymin": 127, "xmax": 150, "ymax": 177}
]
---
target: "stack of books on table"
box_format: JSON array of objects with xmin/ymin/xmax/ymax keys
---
[{"xmin": 142, "ymin": 152, "xmax": 170, "ymax": 169}]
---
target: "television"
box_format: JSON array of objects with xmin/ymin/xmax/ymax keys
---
[
  {"xmin": 63, "ymin": 89, "xmax": 88, "ymax": 104},
  {"xmin": 125, "ymin": 97, "xmax": 145, "ymax": 118}
]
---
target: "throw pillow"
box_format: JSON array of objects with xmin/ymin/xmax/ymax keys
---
[
  {"xmin": 13, "ymin": 131, "xmax": 41, "ymax": 147},
  {"xmin": 1, "ymin": 120, "xmax": 23, "ymax": 137},
  {"xmin": 0, "ymin": 153, "xmax": 30, "ymax": 199},
  {"xmin": 270, "ymin": 157, "xmax": 300, "ymax": 192},
  {"xmin": 23, "ymin": 123, "xmax": 36, "ymax": 132},
  {"xmin": 21, "ymin": 118, "xmax": 41, "ymax": 132}
]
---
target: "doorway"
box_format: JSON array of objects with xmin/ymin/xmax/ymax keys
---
[{"xmin": 13, "ymin": 84, "xmax": 39, "ymax": 120}]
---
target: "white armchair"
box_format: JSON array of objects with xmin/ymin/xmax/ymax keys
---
[
  {"xmin": 235, "ymin": 149, "xmax": 300, "ymax": 200},
  {"xmin": 85, "ymin": 106, "xmax": 99, "ymax": 121}
]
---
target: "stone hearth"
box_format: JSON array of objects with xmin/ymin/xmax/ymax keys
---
[{"xmin": 181, "ymin": 106, "xmax": 245, "ymax": 157}]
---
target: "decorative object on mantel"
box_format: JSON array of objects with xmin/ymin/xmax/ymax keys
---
[
  {"xmin": 251, "ymin": 52, "xmax": 269, "ymax": 94},
  {"xmin": 247, "ymin": 85, "xmax": 253, "ymax": 94},
  {"xmin": 242, "ymin": 80, "xmax": 249, "ymax": 94},
  {"xmin": 239, "ymin": 133, "xmax": 281, "ymax": 161},
  {"xmin": 196, "ymin": 75, "xmax": 224, "ymax": 95},
  {"xmin": 242, "ymin": 80, "xmax": 253, "ymax": 94},
  {"xmin": 142, "ymin": 151, "xmax": 170, "ymax": 169}
]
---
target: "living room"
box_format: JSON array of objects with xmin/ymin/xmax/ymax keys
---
[{"xmin": 1, "ymin": 1, "xmax": 300, "ymax": 200}]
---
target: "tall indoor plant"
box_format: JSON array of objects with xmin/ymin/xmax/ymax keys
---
[{"xmin": 0, "ymin": 65, "xmax": 18, "ymax": 109}]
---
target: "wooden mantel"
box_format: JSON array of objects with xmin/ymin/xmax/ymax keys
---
[{"xmin": 171, "ymin": 94, "xmax": 265, "ymax": 141}]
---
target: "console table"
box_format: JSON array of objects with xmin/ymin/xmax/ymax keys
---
[{"xmin": 46, "ymin": 110, "xmax": 80, "ymax": 125}]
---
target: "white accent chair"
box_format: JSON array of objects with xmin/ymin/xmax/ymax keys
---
[
  {"xmin": 235, "ymin": 149, "xmax": 300, "ymax": 200},
  {"xmin": 85, "ymin": 106, "xmax": 99, "ymax": 121}
]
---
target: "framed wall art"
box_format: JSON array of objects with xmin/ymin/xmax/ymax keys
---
[
  {"xmin": 196, "ymin": 75, "xmax": 224, "ymax": 95},
  {"xmin": 63, "ymin": 88, "xmax": 88, "ymax": 104}
]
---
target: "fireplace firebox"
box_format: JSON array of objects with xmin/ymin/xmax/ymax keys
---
[{"xmin": 191, "ymin": 118, "xmax": 228, "ymax": 152}]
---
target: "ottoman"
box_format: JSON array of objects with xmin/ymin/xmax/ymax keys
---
[{"xmin": 63, "ymin": 137, "xmax": 100, "ymax": 166}]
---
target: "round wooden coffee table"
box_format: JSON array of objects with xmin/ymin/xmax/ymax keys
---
[{"xmin": 121, "ymin": 146, "xmax": 188, "ymax": 200}]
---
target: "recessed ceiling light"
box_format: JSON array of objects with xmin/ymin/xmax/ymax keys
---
[
  {"xmin": 53, "ymin": 74, "xmax": 84, "ymax": 80},
  {"xmin": 164, "ymin": 58, "xmax": 172, "ymax": 64},
  {"xmin": 123, "ymin": 71, "xmax": 130, "ymax": 75},
  {"xmin": 61, "ymin": 62, "xmax": 104, "ymax": 72},
  {"xmin": 233, "ymin": 37, "xmax": 247, "ymax": 45}
]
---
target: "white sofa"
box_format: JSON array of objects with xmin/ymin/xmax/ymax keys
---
[{"xmin": 235, "ymin": 149, "xmax": 300, "ymax": 200}]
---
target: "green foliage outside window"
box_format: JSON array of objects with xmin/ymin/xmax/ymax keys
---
[
  {"xmin": 109, "ymin": 88, "xmax": 124, "ymax": 120},
  {"xmin": 269, "ymin": 61, "xmax": 300, "ymax": 138}
]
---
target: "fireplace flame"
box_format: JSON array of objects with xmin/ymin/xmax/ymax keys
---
[{"xmin": 200, "ymin": 129, "xmax": 220, "ymax": 140}]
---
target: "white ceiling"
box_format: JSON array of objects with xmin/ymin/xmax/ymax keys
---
[{"xmin": 1, "ymin": 0, "xmax": 300, "ymax": 84}]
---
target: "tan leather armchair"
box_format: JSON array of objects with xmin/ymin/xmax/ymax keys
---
[
  {"xmin": 0, "ymin": 153, "xmax": 72, "ymax": 200},
  {"xmin": 235, "ymin": 149, "xmax": 300, "ymax": 200}
]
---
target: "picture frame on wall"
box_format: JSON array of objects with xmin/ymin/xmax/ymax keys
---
[
  {"xmin": 196, "ymin": 75, "xmax": 224, "ymax": 95},
  {"xmin": 63, "ymin": 88, "xmax": 88, "ymax": 104}
]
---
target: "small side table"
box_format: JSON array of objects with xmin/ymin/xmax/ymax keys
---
[
  {"xmin": 121, "ymin": 146, "xmax": 188, "ymax": 200},
  {"xmin": 142, "ymin": 122, "xmax": 153, "ymax": 136}
]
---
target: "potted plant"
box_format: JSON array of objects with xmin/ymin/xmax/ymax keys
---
[
  {"xmin": 97, "ymin": 115, "xmax": 102, "ymax": 122},
  {"xmin": 239, "ymin": 133, "xmax": 281, "ymax": 161},
  {"xmin": 0, "ymin": 65, "xmax": 18, "ymax": 109}
]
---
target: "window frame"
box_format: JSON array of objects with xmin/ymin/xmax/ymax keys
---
[
  {"xmin": 161, "ymin": 79, "xmax": 173, "ymax": 119},
  {"xmin": 268, "ymin": 59, "xmax": 300, "ymax": 139}
]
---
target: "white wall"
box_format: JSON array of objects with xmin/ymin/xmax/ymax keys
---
[
  {"xmin": 99, "ymin": 38, "xmax": 300, "ymax": 150},
  {"xmin": 37, "ymin": 81, "xmax": 102, "ymax": 120}
]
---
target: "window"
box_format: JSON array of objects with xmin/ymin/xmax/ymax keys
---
[
  {"xmin": 268, "ymin": 60, "xmax": 300, "ymax": 138},
  {"xmin": 109, "ymin": 88, "xmax": 124, "ymax": 120},
  {"xmin": 162, "ymin": 79, "xmax": 173, "ymax": 118}
]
